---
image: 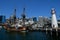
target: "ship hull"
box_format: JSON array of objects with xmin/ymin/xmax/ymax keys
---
[{"xmin": 4, "ymin": 24, "xmax": 28, "ymax": 32}]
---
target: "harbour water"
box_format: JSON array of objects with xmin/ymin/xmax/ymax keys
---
[{"xmin": 0, "ymin": 28, "xmax": 60, "ymax": 40}]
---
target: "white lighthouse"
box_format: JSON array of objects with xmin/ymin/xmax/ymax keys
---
[{"xmin": 51, "ymin": 8, "xmax": 58, "ymax": 28}]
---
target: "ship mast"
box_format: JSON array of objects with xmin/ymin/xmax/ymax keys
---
[
  {"xmin": 9, "ymin": 9, "xmax": 16, "ymax": 24},
  {"xmin": 22, "ymin": 8, "xmax": 26, "ymax": 26},
  {"xmin": 13, "ymin": 9, "xmax": 16, "ymax": 20},
  {"xmin": 13, "ymin": 9, "xmax": 16, "ymax": 24}
]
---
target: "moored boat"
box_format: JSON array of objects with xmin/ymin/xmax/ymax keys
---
[{"xmin": 4, "ymin": 23, "xmax": 28, "ymax": 32}]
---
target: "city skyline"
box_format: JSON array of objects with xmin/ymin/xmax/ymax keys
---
[{"xmin": 0, "ymin": 0, "xmax": 60, "ymax": 19}]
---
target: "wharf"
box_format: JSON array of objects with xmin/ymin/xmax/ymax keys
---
[
  {"xmin": 28, "ymin": 27, "xmax": 60, "ymax": 32},
  {"xmin": 1, "ymin": 24, "xmax": 60, "ymax": 32}
]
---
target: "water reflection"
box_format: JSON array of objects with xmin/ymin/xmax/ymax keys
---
[
  {"xmin": 45, "ymin": 31, "xmax": 60, "ymax": 40},
  {"xmin": 0, "ymin": 29, "xmax": 60, "ymax": 40}
]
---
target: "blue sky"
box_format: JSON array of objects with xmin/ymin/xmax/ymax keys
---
[{"xmin": 0, "ymin": 0, "xmax": 60, "ymax": 19}]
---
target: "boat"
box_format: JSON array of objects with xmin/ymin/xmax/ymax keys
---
[
  {"xmin": 0, "ymin": 26, "xmax": 2, "ymax": 30},
  {"xmin": 3, "ymin": 8, "xmax": 32, "ymax": 32},
  {"xmin": 4, "ymin": 23, "xmax": 28, "ymax": 32}
]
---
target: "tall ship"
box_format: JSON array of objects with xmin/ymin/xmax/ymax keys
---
[{"xmin": 4, "ymin": 8, "xmax": 34, "ymax": 32}]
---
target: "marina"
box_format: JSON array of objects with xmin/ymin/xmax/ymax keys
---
[
  {"xmin": 0, "ymin": 8, "xmax": 60, "ymax": 33},
  {"xmin": 0, "ymin": 0, "xmax": 60, "ymax": 40}
]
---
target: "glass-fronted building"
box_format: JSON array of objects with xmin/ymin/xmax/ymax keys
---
[{"xmin": 0, "ymin": 15, "xmax": 6, "ymax": 23}]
